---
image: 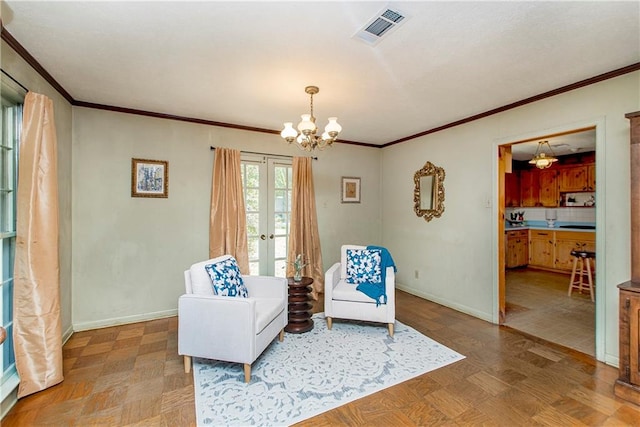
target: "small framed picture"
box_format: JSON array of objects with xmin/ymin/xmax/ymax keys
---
[
  {"xmin": 341, "ymin": 177, "xmax": 361, "ymax": 203},
  {"xmin": 131, "ymin": 158, "xmax": 168, "ymax": 198}
]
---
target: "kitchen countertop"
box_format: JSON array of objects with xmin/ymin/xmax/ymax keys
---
[{"xmin": 505, "ymin": 221, "xmax": 596, "ymax": 232}]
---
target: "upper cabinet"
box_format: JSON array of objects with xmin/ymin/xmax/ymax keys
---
[
  {"xmin": 519, "ymin": 169, "xmax": 558, "ymax": 207},
  {"xmin": 558, "ymin": 164, "xmax": 595, "ymax": 192},
  {"xmin": 588, "ymin": 163, "xmax": 596, "ymax": 191},
  {"xmin": 510, "ymin": 152, "xmax": 595, "ymax": 208},
  {"xmin": 539, "ymin": 169, "xmax": 558, "ymax": 207},
  {"xmin": 520, "ymin": 169, "xmax": 540, "ymax": 207},
  {"xmin": 505, "ymin": 171, "xmax": 520, "ymax": 207}
]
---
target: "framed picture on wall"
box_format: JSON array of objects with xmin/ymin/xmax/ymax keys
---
[
  {"xmin": 131, "ymin": 158, "xmax": 168, "ymax": 198},
  {"xmin": 341, "ymin": 176, "xmax": 361, "ymax": 203}
]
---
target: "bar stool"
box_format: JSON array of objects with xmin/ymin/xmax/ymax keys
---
[{"xmin": 568, "ymin": 249, "xmax": 596, "ymax": 302}]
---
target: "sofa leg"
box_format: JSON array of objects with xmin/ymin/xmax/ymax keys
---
[
  {"xmin": 388, "ymin": 323, "xmax": 394, "ymax": 337},
  {"xmin": 244, "ymin": 364, "xmax": 251, "ymax": 383},
  {"xmin": 279, "ymin": 329, "xmax": 284, "ymax": 342},
  {"xmin": 184, "ymin": 356, "xmax": 191, "ymax": 373},
  {"xmin": 327, "ymin": 317, "xmax": 332, "ymax": 330}
]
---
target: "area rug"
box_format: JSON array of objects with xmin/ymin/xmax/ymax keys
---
[{"xmin": 192, "ymin": 313, "xmax": 465, "ymax": 426}]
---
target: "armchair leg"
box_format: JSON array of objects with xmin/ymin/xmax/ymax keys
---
[
  {"xmin": 244, "ymin": 363, "xmax": 251, "ymax": 383},
  {"xmin": 184, "ymin": 356, "xmax": 192, "ymax": 373},
  {"xmin": 388, "ymin": 323, "xmax": 394, "ymax": 337},
  {"xmin": 279, "ymin": 329, "xmax": 284, "ymax": 342},
  {"xmin": 327, "ymin": 317, "xmax": 332, "ymax": 330}
]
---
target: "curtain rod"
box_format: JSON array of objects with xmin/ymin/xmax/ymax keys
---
[
  {"xmin": 1, "ymin": 69, "xmax": 29, "ymax": 93},
  {"xmin": 210, "ymin": 146, "xmax": 317, "ymax": 160}
]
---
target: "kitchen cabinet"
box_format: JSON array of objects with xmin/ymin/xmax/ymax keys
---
[
  {"xmin": 554, "ymin": 231, "xmax": 596, "ymax": 271},
  {"xmin": 614, "ymin": 282, "xmax": 640, "ymax": 406},
  {"xmin": 505, "ymin": 171, "xmax": 520, "ymax": 207},
  {"xmin": 559, "ymin": 164, "xmax": 595, "ymax": 192},
  {"xmin": 529, "ymin": 230, "xmax": 555, "ymax": 269},
  {"xmin": 519, "ymin": 168, "xmax": 558, "ymax": 207},
  {"xmin": 587, "ymin": 163, "xmax": 596, "ymax": 191},
  {"xmin": 506, "ymin": 229, "xmax": 528, "ymax": 268},
  {"xmin": 539, "ymin": 169, "xmax": 558, "ymax": 207},
  {"xmin": 520, "ymin": 169, "xmax": 540, "ymax": 207}
]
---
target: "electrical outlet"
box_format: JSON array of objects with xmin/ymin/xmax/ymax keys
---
[{"xmin": 414, "ymin": 270, "xmax": 419, "ymax": 279}]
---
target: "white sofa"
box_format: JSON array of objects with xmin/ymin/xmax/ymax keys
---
[
  {"xmin": 178, "ymin": 256, "xmax": 288, "ymax": 382},
  {"xmin": 324, "ymin": 245, "xmax": 396, "ymax": 336}
]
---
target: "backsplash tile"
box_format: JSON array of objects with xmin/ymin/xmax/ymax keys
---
[{"xmin": 506, "ymin": 207, "xmax": 595, "ymax": 223}]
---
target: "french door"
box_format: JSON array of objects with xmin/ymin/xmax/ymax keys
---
[{"xmin": 241, "ymin": 155, "xmax": 292, "ymax": 277}]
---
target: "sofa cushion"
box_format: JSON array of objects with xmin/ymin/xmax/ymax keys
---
[
  {"xmin": 254, "ymin": 298, "xmax": 284, "ymax": 334},
  {"xmin": 205, "ymin": 256, "xmax": 249, "ymax": 298},
  {"xmin": 332, "ymin": 279, "xmax": 378, "ymax": 303},
  {"xmin": 345, "ymin": 248, "xmax": 382, "ymax": 284}
]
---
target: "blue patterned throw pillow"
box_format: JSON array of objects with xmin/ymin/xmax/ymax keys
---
[
  {"xmin": 204, "ymin": 257, "xmax": 249, "ymax": 298},
  {"xmin": 346, "ymin": 249, "xmax": 382, "ymax": 284}
]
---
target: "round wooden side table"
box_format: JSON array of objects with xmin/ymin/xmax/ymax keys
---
[{"xmin": 284, "ymin": 276, "xmax": 314, "ymax": 333}]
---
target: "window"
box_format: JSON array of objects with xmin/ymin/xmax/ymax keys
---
[{"xmin": 0, "ymin": 76, "xmax": 24, "ymax": 400}]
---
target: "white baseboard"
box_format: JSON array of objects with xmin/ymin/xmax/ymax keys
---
[
  {"xmin": 62, "ymin": 324, "xmax": 74, "ymax": 344},
  {"xmin": 604, "ymin": 354, "xmax": 619, "ymax": 369},
  {"xmin": 396, "ymin": 283, "xmax": 494, "ymax": 323},
  {"xmin": 73, "ymin": 309, "xmax": 177, "ymax": 332}
]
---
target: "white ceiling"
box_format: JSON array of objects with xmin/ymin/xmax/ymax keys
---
[
  {"xmin": 511, "ymin": 128, "xmax": 596, "ymax": 161},
  {"xmin": 2, "ymin": 1, "xmax": 638, "ymax": 146}
]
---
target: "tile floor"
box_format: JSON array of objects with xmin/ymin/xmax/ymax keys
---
[{"xmin": 505, "ymin": 268, "xmax": 595, "ymax": 356}]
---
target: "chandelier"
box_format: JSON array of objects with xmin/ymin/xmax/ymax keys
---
[
  {"xmin": 529, "ymin": 140, "xmax": 558, "ymax": 169},
  {"xmin": 280, "ymin": 86, "xmax": 342, "ymax": 152}
]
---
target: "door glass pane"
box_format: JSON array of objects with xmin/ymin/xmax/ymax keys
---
[
  {"xmin": 244, "ymin": 163, "xmax": 259, "ymax": 188},
  {"xmin": 274, "ymin": 236, "xmax": 287, "ymax": 258},
  {"xmin": 246, "ymin": 212, "xmax": 259, "ymax": 236},
  {"xmin": 2, "ymin": 323, "xmax": 13, "ymax": 373},
  {"xmin": 245, "ymin": 188, "xmax": 259, "ymax": 211},
  {"xmin": 247, "ymin": 238, "xmax": 258, "ymax": 260},
  {"xmin": 274, "ymin": 259, "xmax": 287, "ymax": 278}
]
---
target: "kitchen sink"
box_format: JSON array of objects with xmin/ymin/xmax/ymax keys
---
[{"xmin": 558, "ymin": 225, "xmax": 596, "ymax": 230}]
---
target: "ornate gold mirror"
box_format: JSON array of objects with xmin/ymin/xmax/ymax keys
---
[{"xmin": 414, "ymin": 161, "xmax": 445, "ymax": 222}]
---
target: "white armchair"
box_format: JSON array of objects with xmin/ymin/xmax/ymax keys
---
[
  {"xmin": 178, "ymin": 255, "xmax": 288, "ymax": 382},
  {"xmin": 324, "ymin": 245, "xmax": 396, "ymax": 336}
]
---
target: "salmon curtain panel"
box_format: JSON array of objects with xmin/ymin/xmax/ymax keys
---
[
  {"xmin": 287, "ymin": 157, "xmax": 324, "ymax": 298},
  {"xmin": 209, "ymin": 147, "xmax": 249, "ymax": 273},
  {"xmin": 13, "ymin": 92, "xmax": 63, "ymax": 398}
]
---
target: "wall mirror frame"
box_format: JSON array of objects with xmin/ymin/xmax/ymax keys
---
[{"xmin": 414, "ymin": 161, "xmax": 445, "ymax": 222}]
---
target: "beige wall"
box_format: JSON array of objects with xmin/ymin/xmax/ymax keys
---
[
  {"xmin": 381, "ymin": 71, "xmax": 640, "ymax": 365},
  {"xmin": 71, "ymin": 108, "xmax": 382, "ymax": 329},
  {"xmin": 1, "ymin": 40, "xmax": 74, "ymax": 340}
]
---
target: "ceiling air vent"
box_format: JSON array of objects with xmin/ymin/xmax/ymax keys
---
[{"xmin": 353, "ymin": 7, "xmax": 408, "ymax": 46}]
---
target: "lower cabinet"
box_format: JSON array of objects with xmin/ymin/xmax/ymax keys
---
[
  {"xmin": 528, "ymin": 229, "xmax": 595, "ymax": 272},
  {"xmin": 529, "ymin": 230, "xmax": 555, "ymax": 269},
  {"xmin": 554, "ymin": 231, "xmax": 596, "ymax": 271},
  {"xmin": 506, "ymin": 229, "xmax": 528, "ymax": 268}
]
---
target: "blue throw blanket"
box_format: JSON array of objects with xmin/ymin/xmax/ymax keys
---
[{"xmin": 356, "ymin": 245, "xmax": 397, "ymax": 306}]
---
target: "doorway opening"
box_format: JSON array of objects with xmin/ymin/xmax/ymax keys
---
[{"xmin": 498, "ymin": 127, "xmax": 597, "ymax": 357}]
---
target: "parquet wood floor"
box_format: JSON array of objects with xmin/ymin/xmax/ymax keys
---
[{"xmin": 3, "ymin": 290, "xmax": 639, "ymax": 426}]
